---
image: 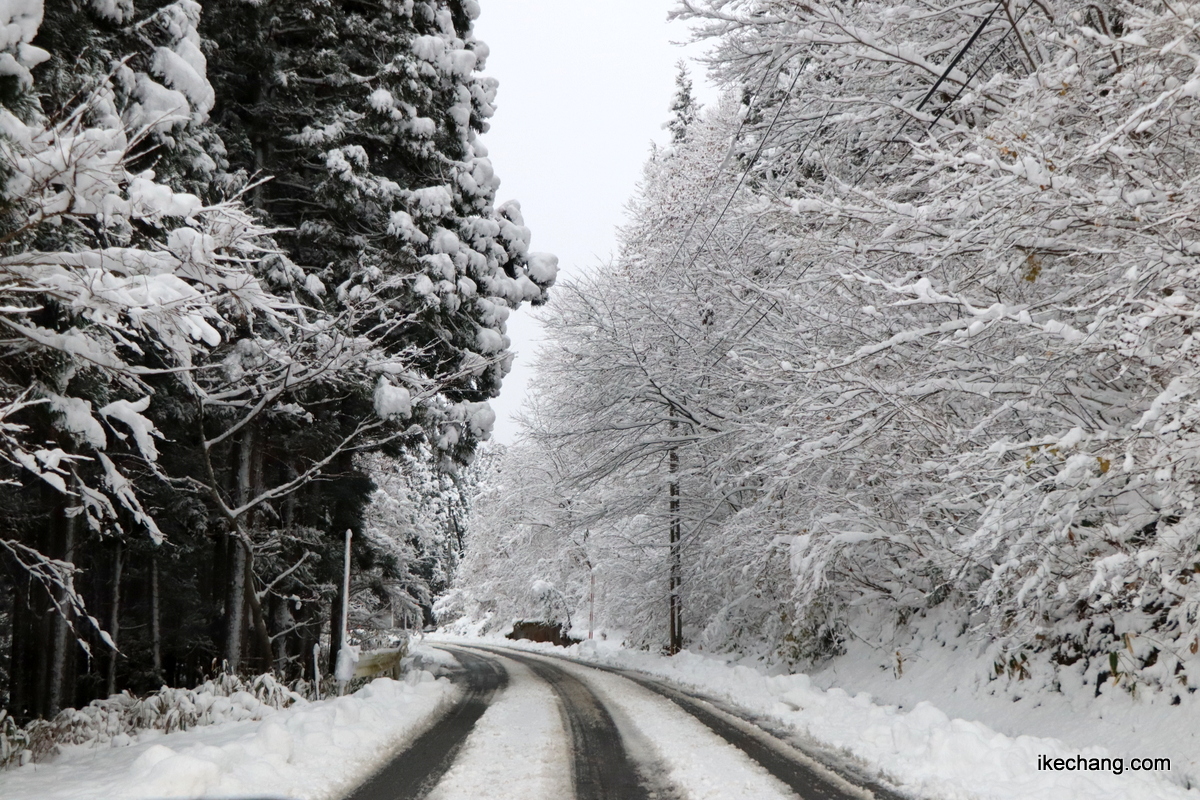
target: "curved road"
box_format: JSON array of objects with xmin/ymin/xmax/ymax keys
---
[
  {"xmin": 344, "ymin": 643, "xmax": 911, "ymax": 800},
  {"xmin": 345, "ymin": 647, "xmax": 508, "ymax": 800}
]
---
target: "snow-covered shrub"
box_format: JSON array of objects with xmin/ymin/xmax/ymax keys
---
[
  {"xmin": 0, "ymin": 670, "xmax": 304, "ymax": 769},
  {"xmin": 0, "ymin": 710, "xmax": 30, "ymax": 770}
]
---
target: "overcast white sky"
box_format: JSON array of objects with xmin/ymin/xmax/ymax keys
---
[{"xmin": 473, "ymin": 1, "xmax": 718, "ymax": 443}]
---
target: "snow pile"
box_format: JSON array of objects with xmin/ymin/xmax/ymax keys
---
[
  {"xmin": 0, "ymin": 672, "xmax": 453, "ymax": 800},
  {"xmin": 373, "ymin": 377, "xmax": 413, "ymax": 419},
  {"xmin": 434, "ymin": 634, "xmax": 1198, "ymax": 800}
]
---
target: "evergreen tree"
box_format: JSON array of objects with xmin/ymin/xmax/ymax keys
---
[
  {"xmin": 0, "ymin": 0, "xmax": 552, "ymax": 721},
  {"xmin": 203, "ymin": 0, "xmax": 555, "ymax": 412},
  {"xmin": 0, "ymin": 0, "xmax": 310, "ymax": 717},
  {"xmin": 666, "ymin": 61, "xmax": 697, "ymax": 145},
  {"xmin": 196, "ymin": 0, "xmax": 556, "ymax": 672}
]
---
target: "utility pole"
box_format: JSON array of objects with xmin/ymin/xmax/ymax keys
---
[{"xmin": 668, "ymin": 418, "xmax": 682, "ymax": 655}]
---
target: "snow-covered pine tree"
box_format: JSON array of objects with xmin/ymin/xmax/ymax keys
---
[
  {"xmin": 666, "ymin": 61, "xmax": 696, "ymax": 145},
  {"xmin": 197, "ymin": 0, "xmax": 555, "ymax": 673},
  {"xmin": 203, "ymin": 0, "xmax": 555, "ymax": 415},
  {"xmin": 0, "ymin": 0, "xmax": 551, "ymax": 724},
  {"xmin": 0, "ymin": 0, "xmax": 313, "ymax": 718}
]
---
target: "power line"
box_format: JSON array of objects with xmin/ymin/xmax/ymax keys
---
[{"xmin": 850, "ymin": 1, "xmax": 1005, "ymax": 188}]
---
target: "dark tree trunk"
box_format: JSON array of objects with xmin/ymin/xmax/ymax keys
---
[
  {"xmin": 223, "ymin": 429, "xmax": 254, "ymax": 671},
  {"xmin": 224, "ymin": 534, "xmax": 246, "ymax": 671},
  {"xmin": 9, "ymin": 577, "xmax": 29, "ymax": 721},
  {"xmin": 105, "ymin": 540, "xmax": 123, "ymax": 697},
  {"xmin": 48, "ymin": 493, "xmax": 78, "ymax": 715},
  {"xmin": 151, "ymin": 555, "xmax": 162, "ymax": 683},
  {"xmin": 243, "ymin": 545, "xmax": 273, "ymax": 671}
]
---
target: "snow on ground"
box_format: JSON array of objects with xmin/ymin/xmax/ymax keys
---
[
  {"xmin": 424, "ymin": 651, "xmax": 570, "ymax": 800},
  {"xmin": 408, "ymin": 642, "xmax": 464, "ymax": 670},
  {"xmin": 807, "ymin": 609, "xmax": 1200, "ymax": 790},
  {"xmin": 0, "ymin": 668, "xmax": 454, "ymax": 800},
  {"xmin": 431, "ymin": 632, "xmax": 1198, "ymax": 800},
  {"xmin": 547, "ymin": 654, "xmax": 803, "ymax": 800}
]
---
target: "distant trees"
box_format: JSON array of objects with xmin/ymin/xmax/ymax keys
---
[
  {"xmin": 0, "ymin": 0, "xmax": 551, "ymax": 722},
  {"xmin": 453, "ymin": 0, "xmax": 1200, "ymax": 694}
]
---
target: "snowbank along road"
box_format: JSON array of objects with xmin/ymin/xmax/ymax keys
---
[{"xmin": 346, "ymin": 643, "xmax": 909, "ymax": 800}]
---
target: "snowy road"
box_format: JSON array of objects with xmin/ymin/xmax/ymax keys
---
[
  {"xmin": 345, "ymin": 644, "xmax": 905, "ymax": 800},
  {"xmin": 346, "ymin": 648, "xmax": 509, "ymax": 800}
]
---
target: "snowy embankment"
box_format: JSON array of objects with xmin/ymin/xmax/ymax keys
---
[
  {"xmin": 0, "ymin": 668, "xmax": 454, "ymax": 800},
  {"xmin": 431, "ymin": 631, "xmax": 1198, "ymax": 800}
]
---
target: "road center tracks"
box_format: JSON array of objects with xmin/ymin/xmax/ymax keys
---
[{"xmin": 345, "ymin": 646, "xmax": 507, "ymax": 800}]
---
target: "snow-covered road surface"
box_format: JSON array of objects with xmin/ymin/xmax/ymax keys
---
[
  {"xmin": 422, "ymin": 653, "xmax": 571, "ymax": 800},
  {"xmin": 346, "ymin": 647, "xmax": 508, "ymax": 800},
  {"xmin": 346, "ymin": 643, "xmax": 892, "ymax": 800}
]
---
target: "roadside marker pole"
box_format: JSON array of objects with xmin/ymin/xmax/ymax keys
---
[
  {"xmin": 338, "ymin": 529, "xmax": 352, "ymax": 696},
  {"xmin": 313, "ymin": 643, "xmax": 322, "ymax": 701}
]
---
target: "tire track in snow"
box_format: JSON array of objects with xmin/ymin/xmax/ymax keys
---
[
  {"xmin": 578, "ymin": 665, "xmax": 867, "ymax": 800},
  {"xmin": 485, "ymin": 647, "xmax": 801, "ymax": 800},
  {"xmin": 421, "ymin": 654, "xmax": 571, "ymax": 800},
  {"xmin": 345, "ymin": 646, "xmax": 507, "ymax": 800},
  {"xmin": 465, "ymin": 645, "xmax": 906, "ymax": 800},
  {"xmin": 591, "ymin": 666, "xmax": 905, "ymax": 800},
  {"xmin": 487, "ymin": 648, "xmax": 653, "ymax": 800}
]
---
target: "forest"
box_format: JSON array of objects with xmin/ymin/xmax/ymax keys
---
[
  {"xmin": 447, "ymin": 0, "xmax": 1200, "ymax": 701},
  {"xmin": 0, "ymin": 0, "xmax": 554, "ymax": 727},
  {"xmin": 6, "ymin": 0, "xmax": 1200, "ymax": 748}
]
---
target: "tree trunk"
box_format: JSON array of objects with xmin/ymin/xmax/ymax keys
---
[
  {"xmin": 105, "ymin": 540, "xmax": 123, "ymax": 697},
  {"xmin": 328, "ymin": 587, "xmax": 344, "ymax": 676},
  {"xmin": 282, "ymin": 461, "xmax": 297, "ymax": 529},
  {"xmin": 224, "ymin": 536, "xmax": 246, "ymax": 671},
  {"xmin": 243, "ymin": 545, "xmax": 274, "ymax": 670},
  {"xmin": 246, "ymin": 429, "xmax": 273, "ymax": 671},
  {"xmin": 9, "ymin": 576, "xmax": 29, "ymax": 720},
  {"xmin": 224, "ymin": 429, "xmax": 254, "ymax": 671},
  {"xmin": 48, "ymin": 491, "xmax": 79, "ymax": 715},
  {"xmin": 329, "ymin": 530, "xmax": 353, "ymax": 678},
  {"xmin": 151, "ymin": 555, "xmax": 163, "ymax": 683},
  {"xmin": 667, "ymin": 418, "xmax": 682, "ymax": 655}
]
